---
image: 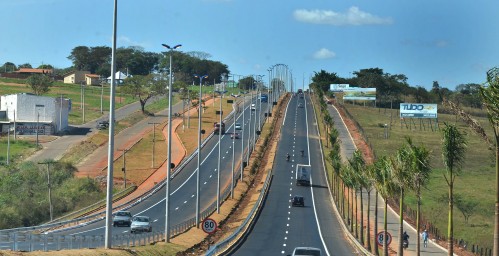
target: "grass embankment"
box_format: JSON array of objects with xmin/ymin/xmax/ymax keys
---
[{"xmin": 342, "ymin": 102, "xmax": 495, "ymax": 249}]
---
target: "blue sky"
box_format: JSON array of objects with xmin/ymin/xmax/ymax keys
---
[{"xmin": 1, "ymin": 0, "xmax": 498, "ymax": 90}]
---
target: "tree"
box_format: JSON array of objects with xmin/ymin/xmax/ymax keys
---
[
  {"xmin": 1, "ymin": 62, "xmax": 17, "ymax": 72},
  {"xmin": 348, "ymin": 150, "xmax": 366, "ymax": 244},
  {"xmin": 406, "ymin": 138, "xmax": 432, "ymax": 255},
  {"xmin": 392, "ymin": 142, "xmax": 414, "ymax": 256},
  {"xmin": 374, "ymin": 156, "xmax": 398, "ymax": 256},
  {"xmin": 479, "ymin": 67, "xmax": 499, "ymax": 256},
  {"xmin": 122, "ymin": 74, "xmax": 165, "ymax": 113},
  {"xmin": 18, "ymin": 63, "xmax": 33, "ymax": 69},
  {"xmin": 441, "ymin": 123, "xmax": 467, "ymax": 256},
  {"xmin": 25, "ymin": 74, "xmax": 52, "ymax": 95},
  {"xmin": 37, "ymin": 64, "xmax": 54, "ymax": 69}
]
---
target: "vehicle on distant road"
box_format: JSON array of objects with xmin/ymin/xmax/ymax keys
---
[
  {"xmin": 130, "ymin": 216, "xmax": 152, "ymax": 233},
  {"xmin": 231, "ymin": 132, "xmax": 240, "ymax": 139},
  {"xmin": 96, "ymin": 120, "xmax": 109, "ymax": 130},
  {"xmin": 298, "ymin": 103, "xmax": 304, "ymax": 108},
  {"xmin": 214, "ymin": 122, "xmax": 226, "ymax": 135},
  {"xmin": 292, "ymin": 195, "xmax": 304, "ymax": 207},
  {"xmin": 251, "ymin": 103, "xmax": 256, "ymax": 111},
  {"xmin": 260, "ymin": 94, "xmax": 268, "ymax": 102},
  {"xmin": 235, "ymin": 123, "xmax": 242, "ymax": 130},
  {"xmin": 113, "ymin": 211, "xmax": 132, "ymax": 227},
  {"xmin": 289, "ymin": 247, "xmax": 321, "ymax": 256},
  {"xmin": 295, "ymin": 164, "xmax": 311, "ymax": 186}
]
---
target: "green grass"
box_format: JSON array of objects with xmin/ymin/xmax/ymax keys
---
[
  {"xmin": 0, "ymin": 139, "xmax": 38, "ymax": 164},
  {"xmin": 342, "ymin": 102, "xmax": 495, "ymax": 248},
  {"xmin": 0, "ymin": 77, "xmax": 135, "ymax": 125}
]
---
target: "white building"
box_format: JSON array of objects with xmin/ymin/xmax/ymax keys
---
[{"xmin": 0, "ymin": 93, "xmax": 71, "ymax": 135}]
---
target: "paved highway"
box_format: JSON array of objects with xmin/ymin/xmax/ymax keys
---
[
  {"xmin": 0, "ymin": 94, "xmax": 271, "ymax": 251},
  {"xmin": 233, "ymin": 93, "xmax": 358, "ymax": 256}
]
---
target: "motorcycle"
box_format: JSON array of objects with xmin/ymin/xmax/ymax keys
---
[
  {"xmin": 286, "ymin": 154, "xmax": 290, "ymax": 162},
  {"xmin": 403, "ymin": 239, "xmax": 409, "ymax": 249}
]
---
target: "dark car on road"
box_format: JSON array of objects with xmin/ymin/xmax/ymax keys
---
[
  {"xmin": 292, "ymin": 195, "xmax": 304, "ymax": 207},
  {"xmin": 96, "ymin": 120, "xmax": 109, "ymax": 130}
]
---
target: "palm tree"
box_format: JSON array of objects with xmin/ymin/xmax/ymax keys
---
[
  {"xmin": 349, "ymin": 150, "xmax": 366, "ymax": 245},
  {"xmin": 341, "ymin": 165, "xmax": 355, "ymax": 232},
  {"xmin": 363, "ymin": 164, "xmax": 376, "ymax": 251},
  {"xmin": 406, "ymin": 138, "xmax": 432, "ymax": 256},
  {"xmin": 375, "ymin": 156, "xmax": 398, "ymax": 256},
  {"xmin": 392, "ymin": 142, "xmax": 414, "ymax": 256},
  {"xmin": 441, "ymin": 123, "xmax": 467, "ymax": 256},
  {"xmin": 479, "ymin": 67, "xmax": 499, "ymax": 256}
]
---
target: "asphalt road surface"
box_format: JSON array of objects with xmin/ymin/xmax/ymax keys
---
[{"xmin": 233, "ymin": 93, "xmax": 358, "ymax": 256}]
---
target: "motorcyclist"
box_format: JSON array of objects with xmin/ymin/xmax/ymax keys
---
[
  {"xmin": 300, "ymin": 150, "xmax": 304, "ymax": 157},
  {"xmin": 286, "ymin": 153, "xmax": 290, "ymax": 161},
  {"xmin": 403, "ymin": 231, "xmax": 410, "ymax": 248}
]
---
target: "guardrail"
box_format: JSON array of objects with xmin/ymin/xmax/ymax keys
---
[{"xmin": 205, "ymin": 168, "xmax": 273, "ymax": 256}]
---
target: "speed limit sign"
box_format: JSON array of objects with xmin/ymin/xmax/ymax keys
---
[
  {"xmin": 202, "ymin": 218, "xmax": 218, "ymax": 234},
  {"xmin": 376, "ymin": 231, "xmax": 392, "ymax": 246}
]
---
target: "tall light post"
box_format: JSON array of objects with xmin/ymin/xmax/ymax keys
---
[
  {"xmin": 105, "ymin": 0, "xmax": 118, "ymax": 248},
  {"xmin": 216, "ymin": 73, "xmax": 227, "ymax": 213},
  {"xmin": 59, "ymin": 94, "xmax": 64, "ymax": 132},
  {"xmin": 194, "ymin": 74, "xmax": 208, "ymax": 227},
  {"xmin": 148, "ymin": 122, "xmax": 160, "ymax": 168},
  {"xmin": 239, "ymin": 75, "xmax": 245, "ymax": 182},
  {"xmin": 161, "ymin": 43, "xmax": 181, "ymax": 242},
  {"xmin": 6, "ymin": 124, "xmax": 10, "ymax": 165},
  {"xmin": 38, "ymin": 161, "xmax": 55, "ymax": 221},
  {"xmin": 119, "ymin": 148, "xmax": 128, "ymax": 189}
]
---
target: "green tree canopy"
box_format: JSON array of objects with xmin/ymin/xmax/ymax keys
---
[{"xmin": 25, "ymin": 74, "xmax": 52, "ymax": 95}]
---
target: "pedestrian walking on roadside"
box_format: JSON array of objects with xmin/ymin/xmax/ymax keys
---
[{"xmin": 421, "ymin": 229, "xmax": 429, "ymax": 247}]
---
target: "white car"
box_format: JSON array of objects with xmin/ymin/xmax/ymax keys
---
[
  {"xmin": 289, "ymin": 247, "xmax": 322, "ymax": 256},
  {"xmin": 235, "ymin": 123, "xmax": 242, "ymax": 130},
  {"xmin": 251, "ymin": 103, "xmax": 256, "ymax": 111},
  {"xmin": 130, "ymin": 216, "xmax": 152, "ymax": 233}
]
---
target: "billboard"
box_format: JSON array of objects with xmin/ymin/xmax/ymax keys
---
[
  {"xmin": 343, "ymin": 88, "xmax": 376, "ymax": 100},
  {"xmin": 400, "ymin": 103, "xmax": 438, "ymax": 118},
  {"xmin": 330, "ymin": 84, "xmax": 350, "ymax": 92}
]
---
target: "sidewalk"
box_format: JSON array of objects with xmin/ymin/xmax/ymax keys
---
[
  {"xmin": 327, "ymin": 102, "xmax": 449, "ymax": 255},
  {"xmin": 79, "ymin": 97, "xmax": 215, "ymax": 207}
]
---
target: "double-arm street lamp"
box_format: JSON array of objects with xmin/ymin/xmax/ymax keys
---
[
  {"xmin": 194, "ymin": 74, "xmax": 208, "ymax": 227},
  {"xmin": 161, "ymin": 43, "xmax": 181, "ymax": 242}
]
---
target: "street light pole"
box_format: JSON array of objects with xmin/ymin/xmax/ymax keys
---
[
  {"xmin": 149, "ymin": 122, "xmax": 160, "ymax": 168},
  {"xmin": 240, "ymin": 75, "xmax": 245, "ymax": 182},
  {"xmin": 119, "ymin": 148, "xmax": 128, "ymax": 189},
  {"xmin": 194, "ymin": 74, "xmax": 208, "ymax": 227},
  {"xmin": 105, "ymin": 0, "xmax": 118, "ymax": 248},
  {"xmin": 38, "ymin": 161, "xmax": 55, "ymax": 221},
  {"xmin": 6, "ymin": 124, "xmax": 10, "ymax": 165},
  {"xmin": 161, "ymin": 43, "xmax": 182, "ymax": 242}
]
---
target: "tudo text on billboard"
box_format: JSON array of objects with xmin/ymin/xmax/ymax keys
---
[{"xmin": 400, "ymin": 103, "xmax": 437, "ymax": 118}]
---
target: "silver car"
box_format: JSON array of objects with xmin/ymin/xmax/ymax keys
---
[
  {"xmin": 112, "ymin": 211, "xmax": 132, "ymax": 227},
  {"xmin": 290, "ymin": 247, "xmax": 322, "ymax": 256},
  {"xmin": 130, "ymin": 216, "xmax": 152, "ymax": 233}
]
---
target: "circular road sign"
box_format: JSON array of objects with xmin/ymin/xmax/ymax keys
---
[
  {"xmin": 376, "ymin": 231, "xmax": 392, "ymax": 247},
  {"xmin": 202, "ymin": 218, "xmax": 217, "ymax": 234}
]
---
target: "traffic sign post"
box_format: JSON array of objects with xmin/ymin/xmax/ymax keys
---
[
  {"xmin": 202, "ymin": 218, "xmax": 218, "ymax": 234},
  {"xmin": 376, "ymin": 231, "xmax": 392, "ymax": 247}
]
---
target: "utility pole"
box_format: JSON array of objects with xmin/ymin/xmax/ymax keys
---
[
  {"xmin": 148, "ymin": 122, "xmax": 160, "ymax": 168},
  {"xmin": 119, "ymin": 148, "xmax": 128, "ymax": 189},
  {"xmin": 6, "ymin": 124, "xmax": 10, "ymax": 165},
  {"xmin": 38, "ymin": 161, "xmax": 56, "ymax": 221}
]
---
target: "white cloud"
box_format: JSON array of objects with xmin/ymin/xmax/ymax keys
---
[
  {"xmin": 313, "ymin": 48, "xmax": 336, "ymax": 59},
  {"xmin": 117, "ymin": 36, "xmax": 148, "ymax": 48},
  {"xmin": 434, "ymin": 40, "xmax": 449, "ymax": 47},
  {"xmin": 294, "ymin": 6, "xmax": 393, "ymax": 26}
]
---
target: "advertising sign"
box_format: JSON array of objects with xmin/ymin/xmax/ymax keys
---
[
  {"xmin": 400, "ymin": 103, "xmax": 438, "ymax": 118},
  {"xmin": 343, "ymin": 88, "xmax": 376, "ymax": 100},
  {"xmin": 330, "ymin": 84, "xmax": 350, "ymax": 92}
]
